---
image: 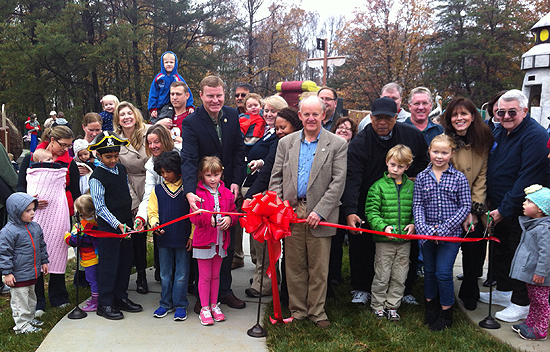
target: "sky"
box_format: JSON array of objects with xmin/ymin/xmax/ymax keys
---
[
  {"xmin": 256, "ymin": 0, "xmax": 365, "ymax": 23},
  {"xmin": 297, "ymin": 0, "xmax": 364, "ymax": 21}
]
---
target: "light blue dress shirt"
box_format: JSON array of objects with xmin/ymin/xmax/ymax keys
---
[{"xmin": 297, "ymin": 131, "xmax": 320, "ymax": 198}]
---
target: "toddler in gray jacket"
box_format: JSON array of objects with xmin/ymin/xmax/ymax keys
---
[
  {"xmin": 0, "ymin": 193, "xmax": 49, "ymax": 334},
  {"xmin": 510, "ymin": 184, "xmax": 550, "ymax": 341}
]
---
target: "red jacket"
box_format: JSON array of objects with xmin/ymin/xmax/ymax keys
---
[
  {"xmin": 25, "ymin": 117, "xmax": 41, "ymax": 135},
  {"xmin": 190, "ymin": 180, "xmax": 237, "ymax": 249}
]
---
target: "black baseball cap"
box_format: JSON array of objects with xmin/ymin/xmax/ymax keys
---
[{"xmin": 371, "ymin": 97, "xmax": 397, "ymax": 117}]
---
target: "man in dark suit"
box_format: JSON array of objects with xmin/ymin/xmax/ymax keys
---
[
  {"xmin": 269, "ymin": 96, "xmax": 348, "ymax": 328},
  {"xmin": 181, "ymin": 75, "xmax": 246, "ymax": 312}
]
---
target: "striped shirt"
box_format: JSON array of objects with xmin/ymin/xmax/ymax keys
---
[
  {"xmin": 413, "ymin": 163, "xmax": 471, "ymax": 238},
  {"xmin": 89, "ymin": 162, "xmax": 129, "ymax": 230}
]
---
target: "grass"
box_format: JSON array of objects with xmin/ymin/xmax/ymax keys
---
[
  {"xmin": 263, "ymin": 248, "xmax": 517, "ymax": 352},
  {"xmin": 0, "ymin": 239, "xmax": 155, "ymax": 352}
]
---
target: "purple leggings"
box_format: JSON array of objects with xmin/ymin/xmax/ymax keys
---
[
  {"xmin": 197, "ymin": 255, "xmax": 223, "ymax": 307},
  {"xmin": 85, "ymin": 264, "xmax": 98, "ymax": 294},
  {"xmin": 526, "ymin": 283, "xmax": 550, "ymax": 335}
]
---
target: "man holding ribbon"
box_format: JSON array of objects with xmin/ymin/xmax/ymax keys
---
[
  {"xmin": 269, "ymin": 96, "xmax": 347, "ymax": 328},
  {"xmin": 181, "ymin": 75, "xmax": 246, "ymax": 313}
]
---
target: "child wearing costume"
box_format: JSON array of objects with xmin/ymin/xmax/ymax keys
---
[
  {"xmin": 88, "ymin": 131, "xmax": 142, "ymax": 320},
  {"xmin": 148, "ymin": 151, "xmax": 192, "ymax": 321},
  {"xmin": 366, "ymin": 145, "xmax": 415, "ymax": 322},
  {"xmin": 0, "ymin": 193, "xmax": 49, "ymax": 334},
  {"xmin": 191, "ymin": 156, "xmax": 238, "ymax": 326},
  {"xmin": 509, "ymin": 185, "xmax": 550, "ymax": 341},
  {"xmin": 64, "ymin": 195, "xmax": 99, "ymax": 312}
]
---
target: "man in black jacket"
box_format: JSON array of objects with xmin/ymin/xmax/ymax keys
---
[
  {"xmin": 341, "ymin": 97, "xmax": 429, "ymax": 306},
  {"xmin": 181, "ymin": 75, "xmax": 246, "ymax": 312}
]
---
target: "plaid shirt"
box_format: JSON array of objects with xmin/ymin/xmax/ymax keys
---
[{"xmin": 413, "ymin": 163, "xmax": 471, "ymax": 238}]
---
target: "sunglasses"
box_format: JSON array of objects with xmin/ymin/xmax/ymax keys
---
[
  {"xmin": 235, "ymin": 93, "xmax": 247, "ymax": 98},
  {"xmin": 496, "ymin": 109, "xmax": 518, "ymax": 118}
]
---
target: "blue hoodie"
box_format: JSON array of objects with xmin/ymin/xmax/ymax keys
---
[
  {"xmin": 147, "ymin": 51, "xmax": 194, "ymax": 113},
  {"xmin": 0, "ymin": 193, "xmax": 49, "ymax": 282}
]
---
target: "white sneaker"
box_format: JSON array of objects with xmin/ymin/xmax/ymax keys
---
[
  {"xmin": 34, "ymin": 310, "xmax": 45, "ymax": 318},
  {"xmin": 15, "ymin": 322, "xmax": 42, "ymax": 334},
  {"xmin": 495, "ymin": 303, "xmax": 530, "ymax": 322},
  {"xmin": 351, "ymin": 290, "xmax": 370, "ymax": 305},
  {"xmin": 402, "ymin": 294, "xmax": 419, "ymax": 305},
  {"xmin": 479, "ymin": 290, "xmax": 512, "ymax": 307}
]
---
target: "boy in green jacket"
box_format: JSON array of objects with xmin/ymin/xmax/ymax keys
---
[{"xmin": 365, "ymin": 144, "xmax": 415, "ymax": 321}]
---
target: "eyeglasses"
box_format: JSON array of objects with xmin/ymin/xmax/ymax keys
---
[
  {"xmin": 235, "ymin": 93, "xmax": 247, "ymax": 98},
  {"xmin": 320, "ymin": 97, "xmax": 336, "ymax": 102},
  {"xmin": 496, "ymin": 109, "xmax": 518, "ymax": 118},
  {"xmin": 55, "ymin": 140, "xmax": 73, "ymax": 149},
  {"xmin": 336, "ymin": 126, "xmax": 351, "ymax": 132}
]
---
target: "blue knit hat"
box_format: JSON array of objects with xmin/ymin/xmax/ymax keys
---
[{"xmin": 525, "ymin": 184, "xmax": 550, "ymax": 215}]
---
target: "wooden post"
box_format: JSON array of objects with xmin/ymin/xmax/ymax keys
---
[
  {"xmin": 1, "ymin": 104, "xmax": 9, "ymax": 153},
  {"xmin": 322, "ymin": 38, "xmax": 328, "ymax": 86}
]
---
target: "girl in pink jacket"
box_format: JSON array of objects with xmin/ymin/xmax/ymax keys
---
[{"xmin": 190, "ymin": 156, "xmax": 238, "ymax": 326}]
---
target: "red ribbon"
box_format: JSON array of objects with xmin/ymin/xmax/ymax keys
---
[
  {"xmin": 81, "ymin": 192, "xmax": 499, "ymax": 325},
  {"xmin": 240, "ymin": 191, "xmax": 295, "ymax": 324}
]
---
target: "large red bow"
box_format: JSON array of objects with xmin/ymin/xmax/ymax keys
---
[{"xmin": 240, "ymin": 191, "xmax": 295, "ymax": 324}]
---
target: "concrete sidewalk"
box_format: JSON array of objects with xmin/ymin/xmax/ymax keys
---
[
  {"xmin": 37, "ymin": 242, "xmax": 550, "ymax": 352},
  {"xmin": 453, "ymin": 255, "xmax": 549, "ymax": 351},
  {"xmin": 37, "ymin": 242, "xmax": 269, "ymax": 352}
]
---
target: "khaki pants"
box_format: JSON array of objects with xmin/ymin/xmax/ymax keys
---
[
  {"xmin": 286, "ymin": 202, "xmax": 331, "ymax": 322},
  {"xmin": 10, "ymin": 284, "xmax": 37, "ymax": 331},
  {"xmin": 370, "ymin": 241, "xmax": 411, "ymax": 311}
]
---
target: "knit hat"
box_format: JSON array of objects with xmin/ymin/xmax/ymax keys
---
[
  {"xmin": 73, "ymin": 139, "xmax": 89, "ymax": 155},
  {"xmin": 525, "ymin": 184, "xmax": 550, "ymax": 215}
]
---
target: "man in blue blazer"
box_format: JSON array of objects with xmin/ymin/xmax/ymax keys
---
[{"xmin": 181, "ymin": 75, "xmax": 246, "ymax": 311}]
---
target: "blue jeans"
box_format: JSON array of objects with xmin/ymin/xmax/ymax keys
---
[
  {"xmin": 421, "ymin": 240, "xmax": 461, "ymax": 306},
  {"xmin": 159, "ymin": 247, "xmax": 190, "ymax": 309}
]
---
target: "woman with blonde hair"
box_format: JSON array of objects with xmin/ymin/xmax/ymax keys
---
[{"xmin": 114, "ymin": 101, "xmax": 151, "ymax": 294}]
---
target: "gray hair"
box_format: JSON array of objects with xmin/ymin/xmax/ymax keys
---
[
  {"xmin": 381, "ymin": 82, "xmax": 403, "ymax": 96},
  {"xmin": 409, "ymin": 87, "xmax": 432, "ymax": 103},
  {"xmin": 498, "ymin": 89, "xmax": 528, "ymax": 109},
  {"xmin": 299, "ymin": 96, "xmax": 326, "ymax": 113}
]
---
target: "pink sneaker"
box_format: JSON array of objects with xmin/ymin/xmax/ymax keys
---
[
  {"xmin": 81, "ymin": 298, "xmax": 98, "ymax": 312},
  {"xmin": 211, "ymin": 303, "xmax": 225, "ymax": 322},
  {"xmin": 199, "ymin": 307, "xmax": 214, "ymax": 326}
]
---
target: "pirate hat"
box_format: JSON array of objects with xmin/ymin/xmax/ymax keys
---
[{"xmin": 87, "ymin": 131, "xmax": 129, "ymax": 151}]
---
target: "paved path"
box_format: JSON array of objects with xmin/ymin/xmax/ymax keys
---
[
  {"xmin": 37, "ymin": 241, "xmax": 550, "ymax": 352},
  {"xmin": 453, "ymin": 254, "xmax": 549, "ymax": 351},
  {"xmin": 37, "ymin": 242, "xmax": 269, "ymax": 352}
]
